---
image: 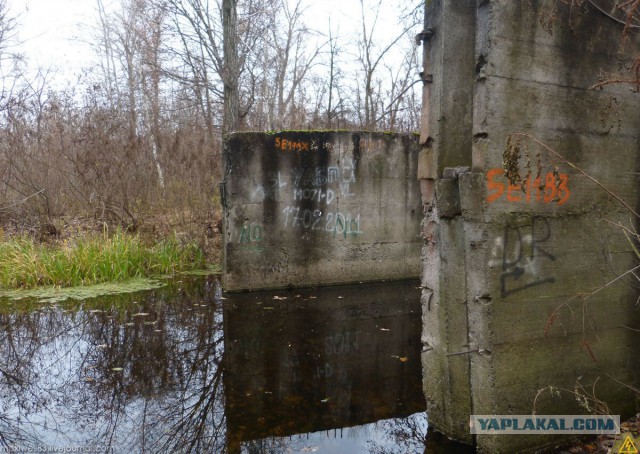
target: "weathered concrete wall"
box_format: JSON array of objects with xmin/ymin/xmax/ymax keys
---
[
  {"xmin": 222, "ymin": 131, "xmax": 422, "ymax": 291},
  {"xmin": 420, "ymin": 1, "xmax": 640, "ymax": 452}
]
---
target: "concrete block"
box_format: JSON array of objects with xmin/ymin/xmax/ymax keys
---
[
  {"xmin": 435, "ymin": 179, "xmax": 461, "ymax": 218},
  {"xmin": 458, "ymin": 172, "xmax": 486, "ymax": 220},
  {"xmin": 442, "ymin": 166, "xmax": 470, "ymax": 180}
]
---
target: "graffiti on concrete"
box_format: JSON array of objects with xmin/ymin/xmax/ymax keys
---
[
  {"xmin": 293, "ymin": 161, "xmax": 357, "ymax": 187},
  {"xmin": 486, "ymin": 169, "xmax": 570, "ymax": 205},
  {"xmin": 250, "ymin": 164, "xmax": 357, "ymax": 203},
  {"xmin": 238, "ymin": 222, "xmax": 263, "ymax": 243},
  {"xmin": 281, "ymin": 207, "xmax": 363, "ymax": 238},
  {"xmin": 223, "ymin": 131, "xmax": 422, "ymax": 290},
  {"xmin": 245, "ymin": 158, "xmax": 363, "ymax": 239},
  {"xmin": 293, "ymin": 188, "xmax": 336, "ymax": 204},
  {"xmin": 493, "ymin": 216, "xmax": 557, "ymax": 297},
  {"xmin": 275, "ymin": 137, "xmax": 310, "ymax": 151},
  {"xmin": 235, "ymin": 222, "xmax": 264, "ymax": 249},
  {"xmin": 251, "ymin": 171, "xmax": 288, "ymax": 202}
]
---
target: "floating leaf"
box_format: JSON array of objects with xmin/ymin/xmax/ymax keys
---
[{"xmin": 391, "ymin": 355, "xmax": 408, "ymax": 362}]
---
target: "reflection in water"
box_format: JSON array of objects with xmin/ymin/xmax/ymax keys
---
[
  {"xmin": 0, "ymin": 277, "xmax": 433, "ymax": 453},
  {"xmin": 224, "ymin": 282, "xmax": 425, "ymax": 453}
]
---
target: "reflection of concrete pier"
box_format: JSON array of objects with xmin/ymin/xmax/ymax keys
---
[{"xmin": 223, "ymin": 280, "xmax": 424, "ymax": 446}]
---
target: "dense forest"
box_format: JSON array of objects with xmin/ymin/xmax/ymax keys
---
[{"xmin": 0, "ymin": 0, "xmax": 421, "ymax": 242}]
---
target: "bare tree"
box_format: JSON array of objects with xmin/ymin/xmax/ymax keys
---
[
  {"xmin": 164, "ymin": 0, "xmax": 230, "ymax": 132},
  {"xmin": 96, "ymin": 0, "xmax": 121, "ymax": 106},
  {"xmin": 271, "ymin": 0, "xmax": 320, "ymax": 129},
  {"xmin": 166, "ymin": 0, "xmax": 281, "ymax": 128},
  {"xmin": 138, "ymin": 0, "xmax": 167, "ymax": 187},
  {"xmin": 0, "ymin": 0, "xmax": 23, "ymax": 117},
  {"xmin": 223, "ymin": 0, "xmax": 240, "ymax": 132},
  {"xmin": 94, "ymin": 0, "xmax": 166, "ymax": 187},
  {"xmin": 377, "ymin": 43, "xmax": 421, "ymax": 131},
  {"xmin": 355, "ymin": 0, "xmax": 418, "ymax": 130},
  {"xmin": 0, "ymin": 0, "xmax": 424, "ymax": 235},
  {"xmin": 0, "ymin": 0, "xmax": 16, "ymax": 61},
  {"xmin": 325, "ymin": 23, "xmax": 344, "ymax": 128}
]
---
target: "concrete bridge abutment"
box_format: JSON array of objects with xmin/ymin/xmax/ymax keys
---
[{"xmin": 419, "ymin": 1, "xmax": 640, "ymax": 452}]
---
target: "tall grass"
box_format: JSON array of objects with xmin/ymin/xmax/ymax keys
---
[{"xmin": 0, "ymin": 230, "xmax": 206, "ymax": 289}]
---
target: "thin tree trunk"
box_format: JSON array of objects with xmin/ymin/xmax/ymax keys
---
[{"xmin": 222, "ymin": 0, "xmax": 239, "ymax": 133}]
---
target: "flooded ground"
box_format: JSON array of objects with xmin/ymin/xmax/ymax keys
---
[{"xmin": 0, "ymin": 276, "xmax": 473, "ymax": 453}]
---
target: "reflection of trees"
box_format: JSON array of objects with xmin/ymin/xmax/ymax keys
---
[
  {"xmin": 140, "ymin": 284, "xmax": 226, "ymax": 453},
  {"xmin": 0, "ymin": 276, "xmax": 228, "ymax": 452},
  {"xmin": 0, "ymin": 303, "xmax": 89, "ymax": 448},
  {"xmin": 367, "ymin": 413, "xmax": 428, "ymax": 454},
  {"xmin": 75, "ymin": 277, "xmax": 227, "ymax": 452},
  {"xmin": 0, "ymin": 277, "xmax": 434, "ymax": 453},
  {"xmin": 0, "ymin": 309, "xmax": 45, "ymax": 448},
  {"xmin": 234, "ymin": 414, "xmax": 430, "ymax": 454}
]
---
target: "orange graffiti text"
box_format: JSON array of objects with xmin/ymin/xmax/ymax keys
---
[
  {"xmin": 486, "ymin": 169, "xmax": 570, "ymax": 205},
  {"xmin": 275, "ymin": 137, "xmax": 310, "ymax": 151}
]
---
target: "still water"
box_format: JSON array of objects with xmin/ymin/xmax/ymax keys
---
[{"xmin": 0, "ymin": 276, "xmax": 472, "ymax": 453}]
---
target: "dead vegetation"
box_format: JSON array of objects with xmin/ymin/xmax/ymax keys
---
[{"xmin": 0, "ymin": 0, "xmax": 422, "ymax": 257}]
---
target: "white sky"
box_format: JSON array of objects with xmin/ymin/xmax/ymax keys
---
[
  {"xmin": 13, "ymin": 0, "xmax": 101, "ymax": 78},
  {"xmin": 9, "ymin": 0, "xmax": 413, "ymax": 86}
]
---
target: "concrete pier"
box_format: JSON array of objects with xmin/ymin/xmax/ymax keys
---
[
  {"xmin": 222, "ymin": 131, "xmax": 422, "ymax": 291},
  {"xmin": 419, "ymin": 1, "xmax": 640, "ymax": 451}
]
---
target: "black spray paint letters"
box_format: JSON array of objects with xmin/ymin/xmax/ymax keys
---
[{"xmin": 500, "ymin": 216, "xmax": 556, "ymax": 298}]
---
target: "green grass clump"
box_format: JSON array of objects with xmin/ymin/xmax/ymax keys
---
[{"xmin": 0, "ymin": 230, "xmax": 206, "ymax": 289}]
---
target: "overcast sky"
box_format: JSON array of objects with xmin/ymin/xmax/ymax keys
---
[
  {"xmin": 14, "ymin": 0, "xmax": 100, "ymax": 77},
  {"xmin": 9, "ymin": 0, "xmax": 414, "ymax": 86}
]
